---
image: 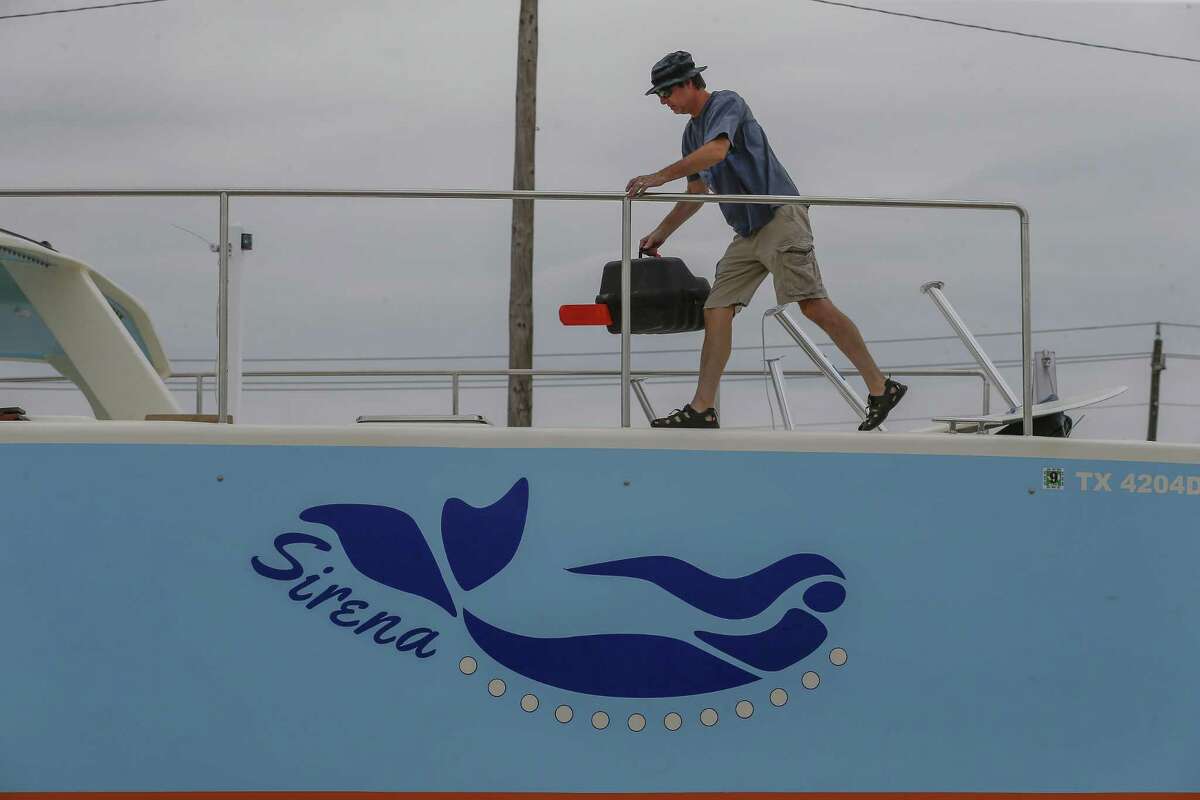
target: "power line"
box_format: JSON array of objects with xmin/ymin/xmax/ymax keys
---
[
  {"xmin": 0, "ymin": 0, "xmax": 168, "ymax": 21},
  {"xmin": 852, "ymin": 352, "xmax": 1152, "ymax": 371},
  {"xmin": 805, "ymin": 0, "xmax": 1200, "ymax": 65}
]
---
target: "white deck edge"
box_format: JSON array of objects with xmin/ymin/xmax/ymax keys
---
[{"xmin": 2, "ymin": 422, "xmax": 1198, "ymax": 465}]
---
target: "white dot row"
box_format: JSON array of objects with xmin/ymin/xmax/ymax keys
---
[{"xmin": 458, "ymin": 647, "xmax": 847, "ymax": 730}]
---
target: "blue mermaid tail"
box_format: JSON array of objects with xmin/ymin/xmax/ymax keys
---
[
  {"xmin": 568, "ymin": 553, "xmax": 845, "ymax": 619},
  {"xmin": 301, "ymin": 504, "xmax": 458, "ymax": 617},
  {"xmin": 442, "ymin": 478, "xmax": 528, "ymax": 591},
  {"xmin": 463, "ymin": 610, "xmax": 759, "ymax": 697}
]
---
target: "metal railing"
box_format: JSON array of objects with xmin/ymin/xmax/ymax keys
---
[
  {"xmin": 0, "ymin": 188, "xmax": 1032, "ymax": 433},
  {"xmin": 0, "ymin": 366, "xmax": 992, "ymax": 424}
]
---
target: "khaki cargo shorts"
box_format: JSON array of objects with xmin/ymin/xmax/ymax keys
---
[{"xmin": 704, "ymin": 204, "xmax": 828, "ymax": 309}]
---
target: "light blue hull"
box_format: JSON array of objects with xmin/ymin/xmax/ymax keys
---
[{"xmin": 2, "ymin": 428, "xmax": 1198, "ymax": 793}]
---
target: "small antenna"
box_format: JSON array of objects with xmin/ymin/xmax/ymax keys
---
[{"xmin": 170, "ymin": 223, "xmax": 219, "ymax": 253}]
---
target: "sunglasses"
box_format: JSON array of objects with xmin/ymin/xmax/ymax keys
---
[{"xmin": 655, "ymin": 82, "xmax": 683, "ymax": 99}]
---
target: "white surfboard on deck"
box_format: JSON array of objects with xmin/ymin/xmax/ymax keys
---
[{"xmin": 922, "ymin": 385, "xmax": 1128, "ymax": 434}]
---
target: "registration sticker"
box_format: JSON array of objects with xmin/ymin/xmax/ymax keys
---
[{"xmin": 1042, "ymin": 467, "xmax": 1065, "ymax": 490}]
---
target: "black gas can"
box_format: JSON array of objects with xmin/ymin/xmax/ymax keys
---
[{"xmin": 594, "ymin": 256, "xmax": 711, "ymax": 334}]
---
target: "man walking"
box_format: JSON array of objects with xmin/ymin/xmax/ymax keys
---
[{"xmin": 626, "ymin": 51, "xmax": 906, "ymax": 431}]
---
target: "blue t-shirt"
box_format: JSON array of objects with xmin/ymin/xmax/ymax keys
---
[{"xmin": 682, "ymin": 90, "xmax": 800, "ymax": 238}]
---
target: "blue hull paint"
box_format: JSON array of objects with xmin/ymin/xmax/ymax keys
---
[{"xmin": 1, "ymin": 440, "xmax": 1198, "ymax": 792}]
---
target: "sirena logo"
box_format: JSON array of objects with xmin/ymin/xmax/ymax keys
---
[{"xmin": 250, "ymin": 478, "xmax": 847, "ymax": 699}]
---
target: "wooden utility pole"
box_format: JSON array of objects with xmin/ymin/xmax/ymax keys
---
[
  {"xmin": 1147, "ymin": 322, "xmax": 1165, "ymax": 441},
  {"xmin": 507, "ymin": 0, "xmax": 537, "ymax": 427}
]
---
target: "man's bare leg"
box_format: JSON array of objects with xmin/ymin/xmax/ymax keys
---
[
  {"xmin": 798, "ymin": 298, "xmax": 886, "ymax": 396},
  {"xmin": 691, "ymin": 305, "xmax": 736, "ymax": 410}
]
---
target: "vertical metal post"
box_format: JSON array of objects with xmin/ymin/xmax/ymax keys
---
[
  {"xmin": 217, "ymin": 192, "xmax": 230, "ymax": 423},
  {"xmin": 226, "ymin": 225, "xmax": 247, "ymax": 424},
  {"xmin": 452, "ymin": 373, "xmax": 461, "ymax": 415},
  {"xmin": 766, "ymin": 357, "xmax": 794, "ymax": 430},
  {"xmin": 981, "ymin": 375, "xmax": 990, "ymax": 416},
  {"xmin": 1019, "ymin": 208, "xmax": 1033, "ymax": 436},
  {"xmin": 921, "ymin": 281, "xmax": 1020, "ymax": 412},
  {"xmin": 195, "ymin": 375, "xmax": 204, "ymax": 414},
  {"xmin": 620, "ymin": 197, "xmax": 632, "ymax": 427}
]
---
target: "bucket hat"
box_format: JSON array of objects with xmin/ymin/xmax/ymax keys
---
[{"xmin": 645, "ymin": 51, "xmax": 708, "ymax": 96}]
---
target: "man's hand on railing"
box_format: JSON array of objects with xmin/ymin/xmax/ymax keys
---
[{"xmin": 625, "ymin": 172, "xmax": 667, "ymax": 198}]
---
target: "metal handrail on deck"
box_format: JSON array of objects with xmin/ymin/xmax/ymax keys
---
[
  {"xmin": 0, "ymin": 366, "xmax": 991, "ymax": 424},
  {"xmin": 0, "ymin": 188, "xmax": 1032, "ymax": 434}
]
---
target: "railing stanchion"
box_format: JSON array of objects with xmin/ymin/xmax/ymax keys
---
[
  {"xmin": 768, "ymin": 305, "xmax": 879, "ymax": 430},
  {"xmin": 630, "ymin": 378, "xmax": 655, "ymax": 424},
  {"xmin": 1019, "ymin": 207, "xmax": 1033, "ymax": 436},
  {"xmin": 766, "ymin": 357, "xmax": 794, "ymax": 431},
  {"xmin": 620, "ymin": 196, "xmax": 632, "ymax": 428},
  {"xmin": 921, "ymin": 281, "xmax": 1019, "ymax": 411},
  {"xmin": 452, "ymin": 373, "xmax": 460, "ymax": 414},
  {"xmin": 195, "ymin": 375, "xmax": 204, "ymax": 414},
  {"xmin": 217, "ymin": 192, "xmax": 231, "ymax": 423}
]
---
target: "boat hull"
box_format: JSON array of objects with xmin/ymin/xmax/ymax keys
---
[{"xmin": 2, "ymin": 425, "xmax": 1198, "ymax": 793}]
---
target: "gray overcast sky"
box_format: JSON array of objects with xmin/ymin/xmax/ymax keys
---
[{"xmin": 1, "ymin": 0, "xmax": 1197, "ymax": 440}]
